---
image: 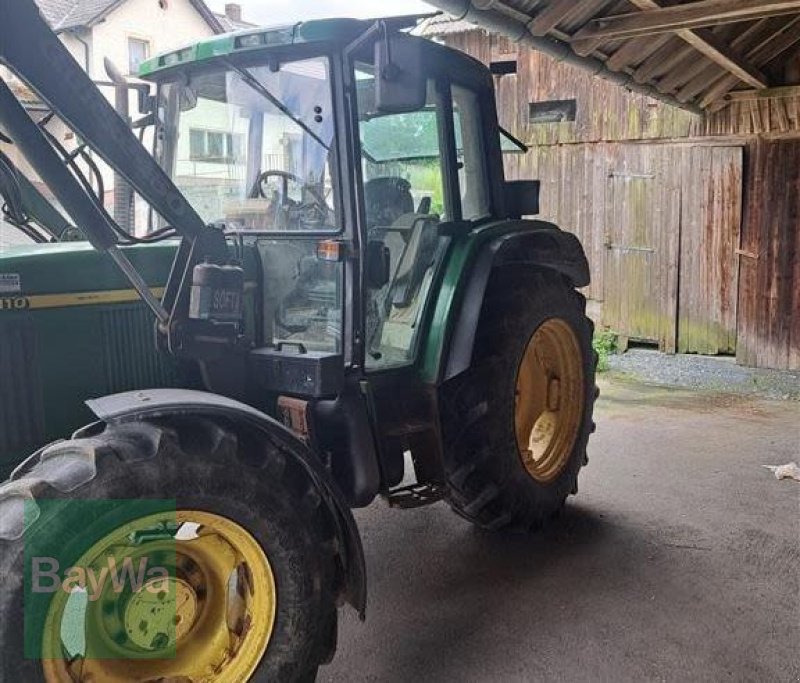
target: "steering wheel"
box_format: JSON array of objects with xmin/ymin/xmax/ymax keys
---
[{"xmin": 252, "ymin": 170, "xmax": 329, "ymax": 228}]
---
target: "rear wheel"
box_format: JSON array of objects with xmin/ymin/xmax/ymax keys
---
[
  {"xmin": 0, "ymin": 416, "xmax": 338, "ymax": 682},
  {"xmin": 441, "ymin": 268, "xmax": 597, "ymax": 531}
]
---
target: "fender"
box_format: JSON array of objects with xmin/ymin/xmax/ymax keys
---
[
  {"xmin": 84, "ymin": 388, "xmax": 367, "ymax": 618},
  {"xmin": 440, "ymin": 220, "xmax": 590, "ymax": 383}
]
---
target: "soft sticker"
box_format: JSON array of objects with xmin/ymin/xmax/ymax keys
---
[{"xmin": 0, "ymin": 273, "xmax": 21, "ymax": 293}]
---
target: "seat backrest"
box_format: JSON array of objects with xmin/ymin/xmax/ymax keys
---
[
  {"xmin": 364, "ymin": 177, "xmax": 414, "ymax": 229},
  {"xmin": 387, "ymin": 213, "xmax": 439, "ymax": 308}
]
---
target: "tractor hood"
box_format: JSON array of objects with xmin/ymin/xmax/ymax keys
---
[{"xmin": 0, "ymin": 242, "xmax": 179, "ymax": 303}]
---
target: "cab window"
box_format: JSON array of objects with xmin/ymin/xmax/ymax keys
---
[
  {"xmin": 452, "ymin": 83, "xmax": 490, "ymax": 221},
  {"xmin": 354, "ymin": 65, "xmax": 449, "ymax": 370}
]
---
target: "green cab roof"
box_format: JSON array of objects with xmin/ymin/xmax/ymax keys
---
[{"xmin": 138, "ymin": 18, "xmax": 371, "ymax": 78}]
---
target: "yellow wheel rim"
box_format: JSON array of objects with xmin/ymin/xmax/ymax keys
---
[
  {"xmin": 515, "ymin": 318, "xmax": 585, "ymax": 483},
  {"xmin": 42, "ymin": 510, "xmax": 276, "ymax": 683}
]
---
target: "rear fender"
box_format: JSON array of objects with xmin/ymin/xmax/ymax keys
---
[
  {"xmin": 442, "ymin": 221, "xmax": 589, "ymax": 382},
  {"xmin": 82, "ymin": 388, "xmax": 367, "ymax": 617}
]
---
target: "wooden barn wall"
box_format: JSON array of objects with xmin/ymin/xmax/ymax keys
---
[
  {"xmin": 504, "ymin": 144, "xmax": 669, "ymax": 321},
  {"xmin": 698, "ymin": 96, "xmax": 800, "ymax": 136},
  {"xmin": 676, "ymin": 146, "xmax": 742, "ymax": 356},
  {"xmin": 504, "ymin": 143, "xmax": 741, "ymax": 356},
  {"xmin": 442, "ymin": 30, "xmax": 797, "ymax": 369},
  {"xmin": 445, "ymin": 30, "xmax": 696, "ymax": 145},
  {"xmin": 737, "ymin": 140, "xmax": 800, "ymax": 371}
]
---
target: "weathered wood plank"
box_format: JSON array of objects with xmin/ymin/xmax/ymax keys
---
[
  {"xmin": 676, "ymin": 146, "xmax": 741, "ymax": 354},
  {"xmin": 736, "ymin": 139, "xmax": 799, "ymax": 369}
]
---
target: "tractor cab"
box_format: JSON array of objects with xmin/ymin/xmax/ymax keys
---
[{"xmin": 139, "ymin": 18, "xmax": 520, "ymax": 377}]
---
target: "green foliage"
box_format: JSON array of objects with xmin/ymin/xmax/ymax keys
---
[
  {"xmin": 593, "ymin": 328, "xmax": 617, "ymax": 373},
  {"xmin": 406, "ymin": 162, "xmax": 444, "ymax": 215},
  {"xmin": 360, "ymin": 110, "xmax": 439, "ymax": 162}
]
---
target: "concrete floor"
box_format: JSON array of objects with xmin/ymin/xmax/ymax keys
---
[{"xmin": 322, "ymin": 377, "xmax": 800, "ymax": 682}]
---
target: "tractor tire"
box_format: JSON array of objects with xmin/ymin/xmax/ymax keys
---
[
  {"xmin": 441, "ymin": 267, "xmax": 597, "ymax": 532},
  {"xmin": 0, "ymin": 415, "xmax": 339, "ymax": 682}
]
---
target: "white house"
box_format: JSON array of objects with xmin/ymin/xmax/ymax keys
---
[{"xmin": 0, "ymin": 1, "xmax": 255, "ymax": 240}]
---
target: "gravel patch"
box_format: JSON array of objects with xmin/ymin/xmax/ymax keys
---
[{"xmin": 606, "ymin": 348, "xmax": 800, "ymax": 401}]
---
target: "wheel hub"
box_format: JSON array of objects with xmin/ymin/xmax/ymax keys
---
[{"xmin": 123, "ymin": 576, "xmax": 197, "ymax": 650}]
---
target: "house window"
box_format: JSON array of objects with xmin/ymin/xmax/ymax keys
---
[
  {"xmin": 189, "ymin": 128, "xmax": 243, "ymax": 163},
  {"xmin": 529, "ymin": 99, "xmax": 577, "ymax": 124},
  {"xmin": 128, "ymin": 38, "xmax": 150, "ymax": 74}
]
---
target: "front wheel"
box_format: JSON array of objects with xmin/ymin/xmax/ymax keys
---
[
  {"xmin": 441, "ymin": 268, "xmax": 598, "ymax": 532},
  {"xmin": 0, "ymin": 416, "xmax": 338, "ymax": 682}
]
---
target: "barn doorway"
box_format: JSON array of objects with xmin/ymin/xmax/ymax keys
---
[{"xmin": 602, "ymin": 145, "xmax": 743, "ymax": 356}]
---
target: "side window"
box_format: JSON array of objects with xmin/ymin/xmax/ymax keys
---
[
  {"xmin": 354, "ymin": 66, "xmax": 447, "ymax": 370},
  {"xmin": 452, "ymin": 84, "xmax": 490, "ymax": 221}
]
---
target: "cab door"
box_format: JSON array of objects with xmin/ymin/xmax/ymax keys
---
[{"xmin": 348, "ymin": 46, "xmax": 493, "ymax": 501}]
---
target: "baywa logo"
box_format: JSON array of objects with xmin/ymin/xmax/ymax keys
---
[
  {"xmin": 24, "ymin": 499, "xmax": 179, "ymax": 661},
  {"xmin": 30, "ymin": 555, "xmax": 171, "ymax": 602}
]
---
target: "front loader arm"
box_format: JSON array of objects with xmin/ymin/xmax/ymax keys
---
[
  {"xmin": 0, "ymin": 0, "xmax": 232, "ymax": 326},
  {"xmin": 0, "ymin": 76, "xmax": 171, "ymax": 321},
  {"xmin": 12, "ymin": 159, "xmax": 74, "ymax": 241}
]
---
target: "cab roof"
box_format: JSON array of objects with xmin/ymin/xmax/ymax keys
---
[{"xmin": 139, "ymin": 15, "xmax": 428, "ymax": 79}]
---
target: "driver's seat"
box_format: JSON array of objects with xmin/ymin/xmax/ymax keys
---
[{"xmin": 364, "ymin": 177, "xmax": 414, "ymax": 230}]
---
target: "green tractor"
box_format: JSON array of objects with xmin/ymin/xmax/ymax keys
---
[{"xmin": 0, "ymin": 5, "xmax": 596, "ymax": 681}]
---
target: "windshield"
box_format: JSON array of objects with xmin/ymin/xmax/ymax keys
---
[{"xmin": 157, "ymin": 55, "xmax": 338, "ymax": 232}]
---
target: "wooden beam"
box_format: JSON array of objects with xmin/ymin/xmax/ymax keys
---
[
  {"xmin": 528, "ymin": 0, "xmax": 584, "ymax": 36},
  {"xmin": 624, "ymin": 0, "xmax": 769, "ymax": 89},
  {"xmin": 606, "ymin": 33, "xmax": 672, "ymax": 71},
  {"xmin": 676, "ymin": 63, "xmax": 727, "ymax": 101},
  {"xmin": 656, "ymin": 48, "xmax": 714, "ymax": 93},
  {"xmin": 572, "ymin": 0, "xmax": 800, "ymax": 44},
  {"xmin": 725, "ymin": 83, "xmax": 800, "ymax": 99},
  {"xmin": 675, "ymin": 27, "xmax": 769, "ymax": 88},
  {"xmin": 575, "ymin": 0, "xmax": 769, "ymax": 93},
  {"xmin": 703, "ymin": 17, "xmax": 800, "ymax": 107},
  {"xmin": 633, "ymin": 36, "xmax": 693, "ymax": 83},
  {"xmin": 675, "ymin": 16, "xmax": 792, "ymax": 100}
]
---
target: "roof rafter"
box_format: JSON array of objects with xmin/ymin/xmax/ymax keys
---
[
  {"xmin": 573, "ymin": 0, "xmax": 800, "ymax": 44},
  {"xmin": 632, "ymin": 36, "xmax": 693, "ymax": 83},
  {"xmin": 576, "ymin": 0, "xmax": 770, "ymax": 88},
  {"xmin": 528, "ymin": 0, "xmax": 608, "ymax": 36},
  {"xmin": 704, "ymin": 16, "xmax": 800, "ymax": 108},
  {"xmin": 672, "ymin": 17, "xmax": 787, "ymax": 100}
]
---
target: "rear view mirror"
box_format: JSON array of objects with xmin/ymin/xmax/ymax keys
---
[
  {"xmin": 374, "ymin": 35, "xmax": 426, "ymax": 114},
  {"xmin": 179, "ymin": 85, "xmax": 198, "ymax": 112},
  {"xmin": 505, "ymin": 180, "xmax": 540, "ymax": 219}
]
